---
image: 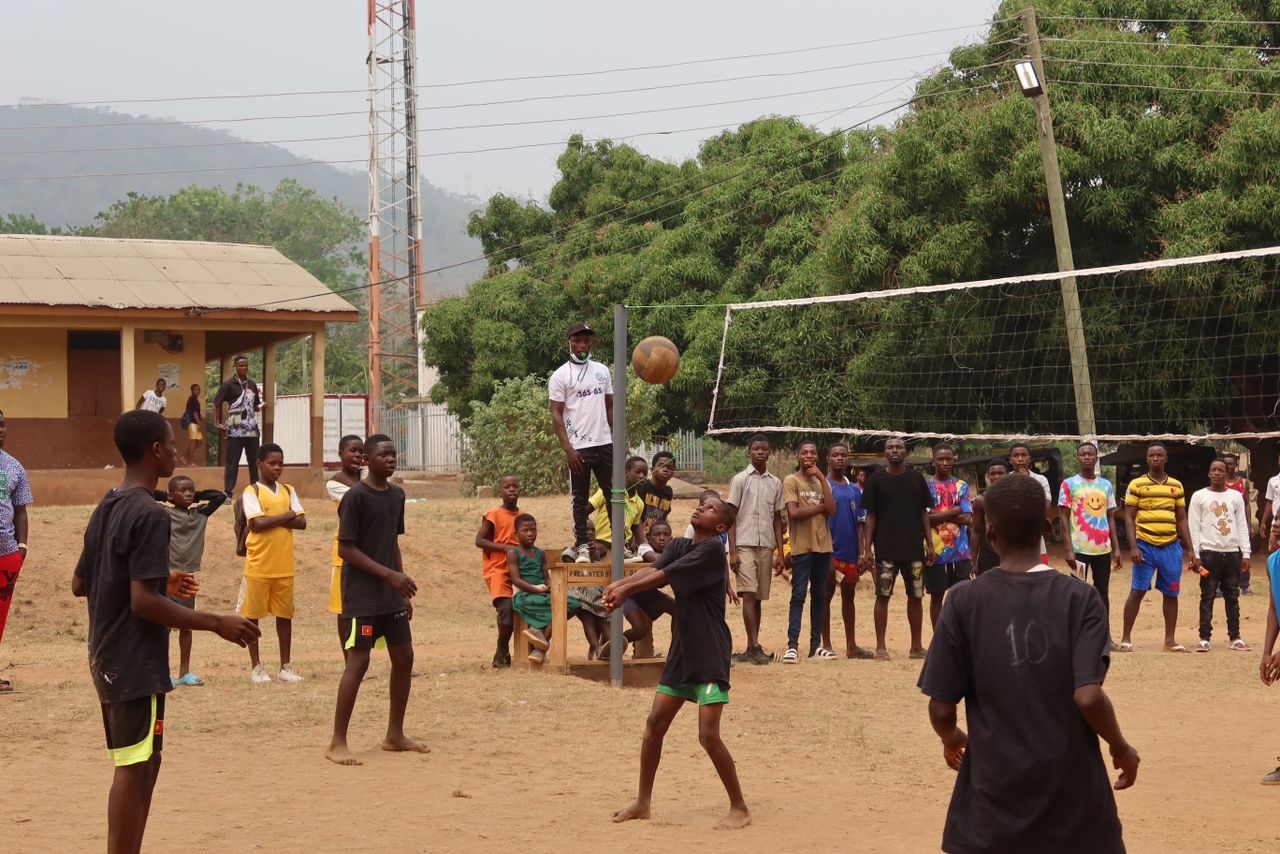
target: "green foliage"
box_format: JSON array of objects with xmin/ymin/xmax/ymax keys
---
[
  {"xmin": 462, "ymin": 372, "xmax": 664, "ymax": 496},
  {"xmin": 419, "ymin": 2, "xmax": 1280, "ymax": 443},
  {"xmin": 0, "ymin": 213, "xmax": 51, "ymax": 234},
  {"xmin": 81, "ymin": 180, "xmax": 367, "ymax": 393}
]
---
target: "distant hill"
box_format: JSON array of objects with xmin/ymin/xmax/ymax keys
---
[{"xmin": 0, "ymin": 104, "xmax": 485, "ymax": 295}]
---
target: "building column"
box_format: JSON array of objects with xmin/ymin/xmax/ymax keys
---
[
  {"xmin": 120, "ymin": 325, "xmax": 136, "ymax": 414},
  {"xmin": 262, "ymin": 343, "xmax": 276, "ymax": 444},
  {"xmin": 310, "ymin": 326, "xmax": 326, "ymax": 469}
]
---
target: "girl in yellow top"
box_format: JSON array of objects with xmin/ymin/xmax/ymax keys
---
[
  {"xmin": 326, "ymin": 437, "xmax": 365, "ymax": 654},
  {"xmin": 239, "ymin": 443, "xmax": 306, "ymax": 683}
]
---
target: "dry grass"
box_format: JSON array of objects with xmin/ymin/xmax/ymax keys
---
[{"xmin": 4, "ymin": 477, "xmax": 1279, "ymax": 852}]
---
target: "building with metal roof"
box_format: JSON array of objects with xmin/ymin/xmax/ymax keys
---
[{"xmin": 0, "ymin": 234, "xmax": 358, "ymax": 495}]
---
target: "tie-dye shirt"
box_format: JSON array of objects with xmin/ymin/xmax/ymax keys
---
[
  {"xmin": 0, "ymin": 450, "xmax": 33, "ymax": 556},
  {"xmin": 1057, "ymin": 475, "xmax": 1116, "ymax": 556},
  {"xmin": 928, "ymin": 477, "xmax": 973, "ymax": 562}
]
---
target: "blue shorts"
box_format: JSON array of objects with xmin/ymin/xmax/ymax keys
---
[{"xmin": 1131, "ymin": 540, "xmax": 1183, "ymax": 596}]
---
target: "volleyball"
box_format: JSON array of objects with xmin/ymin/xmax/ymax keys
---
[{"xmin": 631, "ymin": 335, "xmax": 681, "ymax": 384}]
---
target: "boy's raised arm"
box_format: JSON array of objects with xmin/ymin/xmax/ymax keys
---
[{"xmin": 196, "ymin": 490, "xmax": 227, "ymax": 517}]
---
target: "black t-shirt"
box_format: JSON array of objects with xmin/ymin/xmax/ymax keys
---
[
  {"xmin": 653, "ymin": 537, "xmax": 732, "ymax": 690},
  {"xmin": 635, "ymin": 479, "xmax": 673, "ymax": 525},
  {"xmin": 862, "ymin": 467, "xmax": 932, "ymax": 561},
  {"xmin": 337, "ymin": 481, "xmax": 407, "ymax": 617},
  {"xmin": 74, "ymin": 487, "xmax": 173, "ymax": 704},
  {"xmin": 917, "ymin": 570, "xmax": 1122, "ymax": 854}
]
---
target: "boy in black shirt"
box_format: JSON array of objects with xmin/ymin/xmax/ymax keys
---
[
  {"xmin": 604, "ymin": 496, "xmax": 750, "ymax": 830},
  {"xmin": 73, "ymin": 411, "xmax": 259, "ymax": 854},
  {"xmin": 328, "ymin": 434, "xmax": 427, "ymax": 766},
  {"xmin": 918, "ymin": 474, "xmax": 1139, "ymax": 854}
]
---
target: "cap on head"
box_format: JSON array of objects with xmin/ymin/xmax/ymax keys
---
[{"xmin": 566, "ymin": 321, "xmax": 593, "ymax": 338}]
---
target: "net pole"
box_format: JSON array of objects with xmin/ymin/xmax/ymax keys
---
[
  {"xmin": 707, "ymin": 307, "xmax": 734, "ymax": 432},
  {"xmin": 609, "ymin": 302, "xmax": 627, "ymax": 688},
  {"xmin": 1022, "ymin": 6, "xmax": 1097, "ymax": 436}
]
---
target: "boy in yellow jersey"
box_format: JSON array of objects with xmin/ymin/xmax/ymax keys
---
[
  {"xmin": 238, "ymin": 443, "xmax": 307, "ymax": 683},
  {"xmin": 327, "ymin": 436, "xmax": 364, "ymax": 654},
  {"xmin": 1118, "ymin": 443, "xmax": 1197, "ymax": 653}
]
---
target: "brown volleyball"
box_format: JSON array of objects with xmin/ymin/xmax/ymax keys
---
[{"xmin": 631, "ymin": 335, "xmax": 681, "ymax": 384}]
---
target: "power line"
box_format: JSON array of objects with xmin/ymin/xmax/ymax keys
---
[
  {"xmin": 1046, "ymin": 77, "xmax": 1280, "ymax": 99},
  {"xmin": 1042, "ymin": 36, "xmax": 1280, "ymax": 51},
  {"xmin": 1042, "ymin": 56, "xmax": 1280, "ymax": 75},
  {"xmin": 206, "ymin": 78, "xmax": 1014, "ymax": 314},
  {"xmin": 0, "ymin": 18, "xmax": 1017, "ymax": 110},
  {"xmin": 0, "ymin": 70, "xmax": 1009, "ymax": 134},
  {"xmin": 1039, "ymin": 16, "xmax": 1280, "ymax": 26}
]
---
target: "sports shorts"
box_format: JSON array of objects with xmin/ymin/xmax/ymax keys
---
[
  {"xmin": 186, "ymin": 423, "xmax": 203, "ymax": 441},
  {"xmin": 102, "ymin": 694, "xmax": 165, "ymax": 767},
  {"xmin": 734, "ymin": 545, "xmax": 774, "ymax": 599},
  {"xmin": 340, "ymin": 609, "xmax": 412, "ymax": 650},
  {"xmin": 876, "ymin": 559, "xmax": 925, "ymax": 599},
  {"xmin": 237, "ymin": 575, "xmax": 295, "ymax": 619},
  {"xmin": 832, "ymin": 556, "xmax": 861, "ymax": 582},
  {"xmin": 657, "ymin": 682, "xmax": 729, "ymax": 706},
  {"xmin": 924, "ymin": 560, "xmax": 972, "ymax": 594},
  {"xmin": 629, "ymin": 588, "xmax": 674, "ymax": 619},
  {"xmin": 1131, "ymin": 540, "xmax": 1183, "ymax": 596}
]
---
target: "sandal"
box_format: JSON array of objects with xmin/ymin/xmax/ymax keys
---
[
  {"xmin": 1230, "ymin": 638, "xmax": 1252, "ymax": 652},
  {"xmin": 781, "ymin": 648, "xmax": 799, "ymax": 664},
  {"xmin": 1195, "ymin": 640, "xmax": 1210, "ymax": 653},
  {"xmin": 874, "ymin": 649, "xmax": 891, "ymax": 661},
  {"xmin": 1164, "ymin": 644, "xmax": 1191, "ymax": 653},
  {"xmin": 810, "ymin": 647, "xmax": 837, "ymax": 660},
  {"xmin": 1115, "ymin": 642, "xmax": 1134, "ymax": 653}
]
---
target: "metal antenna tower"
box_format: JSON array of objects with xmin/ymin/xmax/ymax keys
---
[{"xmin": 367, "ymin": 0, "xmax": 425, "ymax": 429}]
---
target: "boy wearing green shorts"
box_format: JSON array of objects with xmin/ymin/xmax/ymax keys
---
[{"xmin": 604, "ymin": 496, "xmax": 750, "ymax": 830}]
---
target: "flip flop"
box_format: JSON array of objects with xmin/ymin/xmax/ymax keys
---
[
  {"xmin": 847, "ymin": 647, "xmax": 875, "ymax": 660},
  {"xmin": 1164, "ymin": 644, "xmax": 1191, "ymax": 653},
  {"xmin": 1115, "ymin": 642, "xmax": 1134, "ymax": 653},
  {"xmin": 0, "ymin": 678, "xmax": 11, "ymax": 693},
  {"xmin": 874, "ymin": 650, "xmax": 891, "ymax": 661},
  {"xmin": 177, "ymin": 673, "xmax": 205, "ymax": 686},
  {"xmin": 1230, "ymin": 639, "xmax": 1252, "ymax": 652},
  {"xmin": 908, "ymin": 649, "xmax": 928, "ymax": 660}
]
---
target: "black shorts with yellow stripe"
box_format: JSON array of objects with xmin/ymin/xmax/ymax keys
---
[
  {"xmin": 340, "ymin": 610, "xmax": 411, "ymax": 650},
  {"xmin": 101, "ymin": 694, "xmax": 165, "ymax": 767}
]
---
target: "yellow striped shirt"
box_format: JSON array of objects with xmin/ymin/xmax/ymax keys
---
[{"xmin": 1124, "ymin": 475, "xmax": 1185, "ymax": 546}]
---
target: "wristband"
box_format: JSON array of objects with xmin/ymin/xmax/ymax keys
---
[{"xmin": 16, "ymin": 543, "xmax": 26, "ymax": 550}]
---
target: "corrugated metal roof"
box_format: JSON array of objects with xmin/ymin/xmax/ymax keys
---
[{"xmin": 0, "ymin": 234, "xmax": 358, "ymax": 315}]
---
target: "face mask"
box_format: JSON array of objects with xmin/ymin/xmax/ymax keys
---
[{"xmin": 569, "ymin": 349, "xmax": 591, "ymax": 365}]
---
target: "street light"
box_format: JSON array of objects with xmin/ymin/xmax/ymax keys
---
[{"xmin": 1014, "ymin": 58, "xmax": 1043, "ymax": 97}]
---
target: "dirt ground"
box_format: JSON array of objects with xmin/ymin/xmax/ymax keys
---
[{"xmin": 4, "ymin": 478, "xmax": 1280, "ymax": 853}]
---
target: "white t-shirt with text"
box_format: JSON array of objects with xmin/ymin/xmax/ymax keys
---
[
  {"xmin": 548, "ymin": 358, "xmax": 613, "ymax": 450},
  {"xmin": 140, "ymin": 390, "xmax": 167, "ymax": 413}
]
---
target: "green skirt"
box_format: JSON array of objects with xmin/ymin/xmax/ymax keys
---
[{"xmin": 513, "ymin": 590, "xmax": 581, "ymax": 630}]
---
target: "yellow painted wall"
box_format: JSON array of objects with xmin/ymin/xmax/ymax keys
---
[
  {"xmin": 0, "ymin": 326, "xmax": 68, "ymax": 417},
  {"xmin": 130, "ymin": 328, "xmax": 206, "ymax": 411}
]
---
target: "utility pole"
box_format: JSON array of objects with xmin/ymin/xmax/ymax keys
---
[
  {"xmin": 367, "ymin": 0, "xmax": 426, "ymax": 430},
  {"xmin": 1021, "ymin": 6, "xmax": 1097, "ymax": 437}
]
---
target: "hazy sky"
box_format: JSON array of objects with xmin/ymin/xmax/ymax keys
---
[{"xmin": 2, "ymin": 0, "xmax": 1007, "ymax": 202}]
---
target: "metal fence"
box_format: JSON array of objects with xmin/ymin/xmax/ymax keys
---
[
  {"xmin": 634, "ymin": 429, "xmax": 704, "ymax": 472},
  {"xmin": 379, "ymin": 402, "xmax": 466, "ymax": 473}
]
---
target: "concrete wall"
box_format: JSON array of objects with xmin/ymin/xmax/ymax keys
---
[
  {"xmin": 0, "ymin": 327, "xmax": 68, "ymax": 417},
  {"xmin": 28, "ymin": 465, "xmax": 327, "ymax": 507},
  {"xmin": 131, "ymin": 328, "xmax": 206, "ymax": 407}
]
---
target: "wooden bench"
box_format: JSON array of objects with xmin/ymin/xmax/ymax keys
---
[{"xmin": 511, "ymin": 562, "xmax": 666, "ymax": 685}]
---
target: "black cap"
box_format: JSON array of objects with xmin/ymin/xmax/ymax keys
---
[{"xmin": 566, "ymin": 321, "xmax": 594, "ymax": 337}]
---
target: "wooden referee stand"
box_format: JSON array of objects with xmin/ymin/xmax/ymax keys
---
[{"xmin": 511, "ymin": 561, "xmax": 666, "ymax": 686}]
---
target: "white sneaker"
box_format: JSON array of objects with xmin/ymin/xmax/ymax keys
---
[
  {"xmin": 575, "ymin": 543, "xmax": 591, "ymax": 564},
  {"xmin": 623, "ymin": 549, "xmax": 644, "ymax": 564},
  {"xmin": 250, "ymin": 664, "xmax": 272, "ymax": 684},
  {"xmin": 277, "ymin": 664, "xmax": 304, "ymax": 683}
]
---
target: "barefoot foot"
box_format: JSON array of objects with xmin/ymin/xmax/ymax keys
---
[
  {"xmin": 382, "ymin": 734, "xmax": 431, "ymax": 753},
  {"xmin": 715, "ymin": 806, "xmax": 752, "ymax": 830},
  {"xmin": 611, "ymin": 800, "xmax": 651, "ymax": 823},
  {"xmin": 325, "ymin": 744, "xmax": 362, "ymax": 766}
]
